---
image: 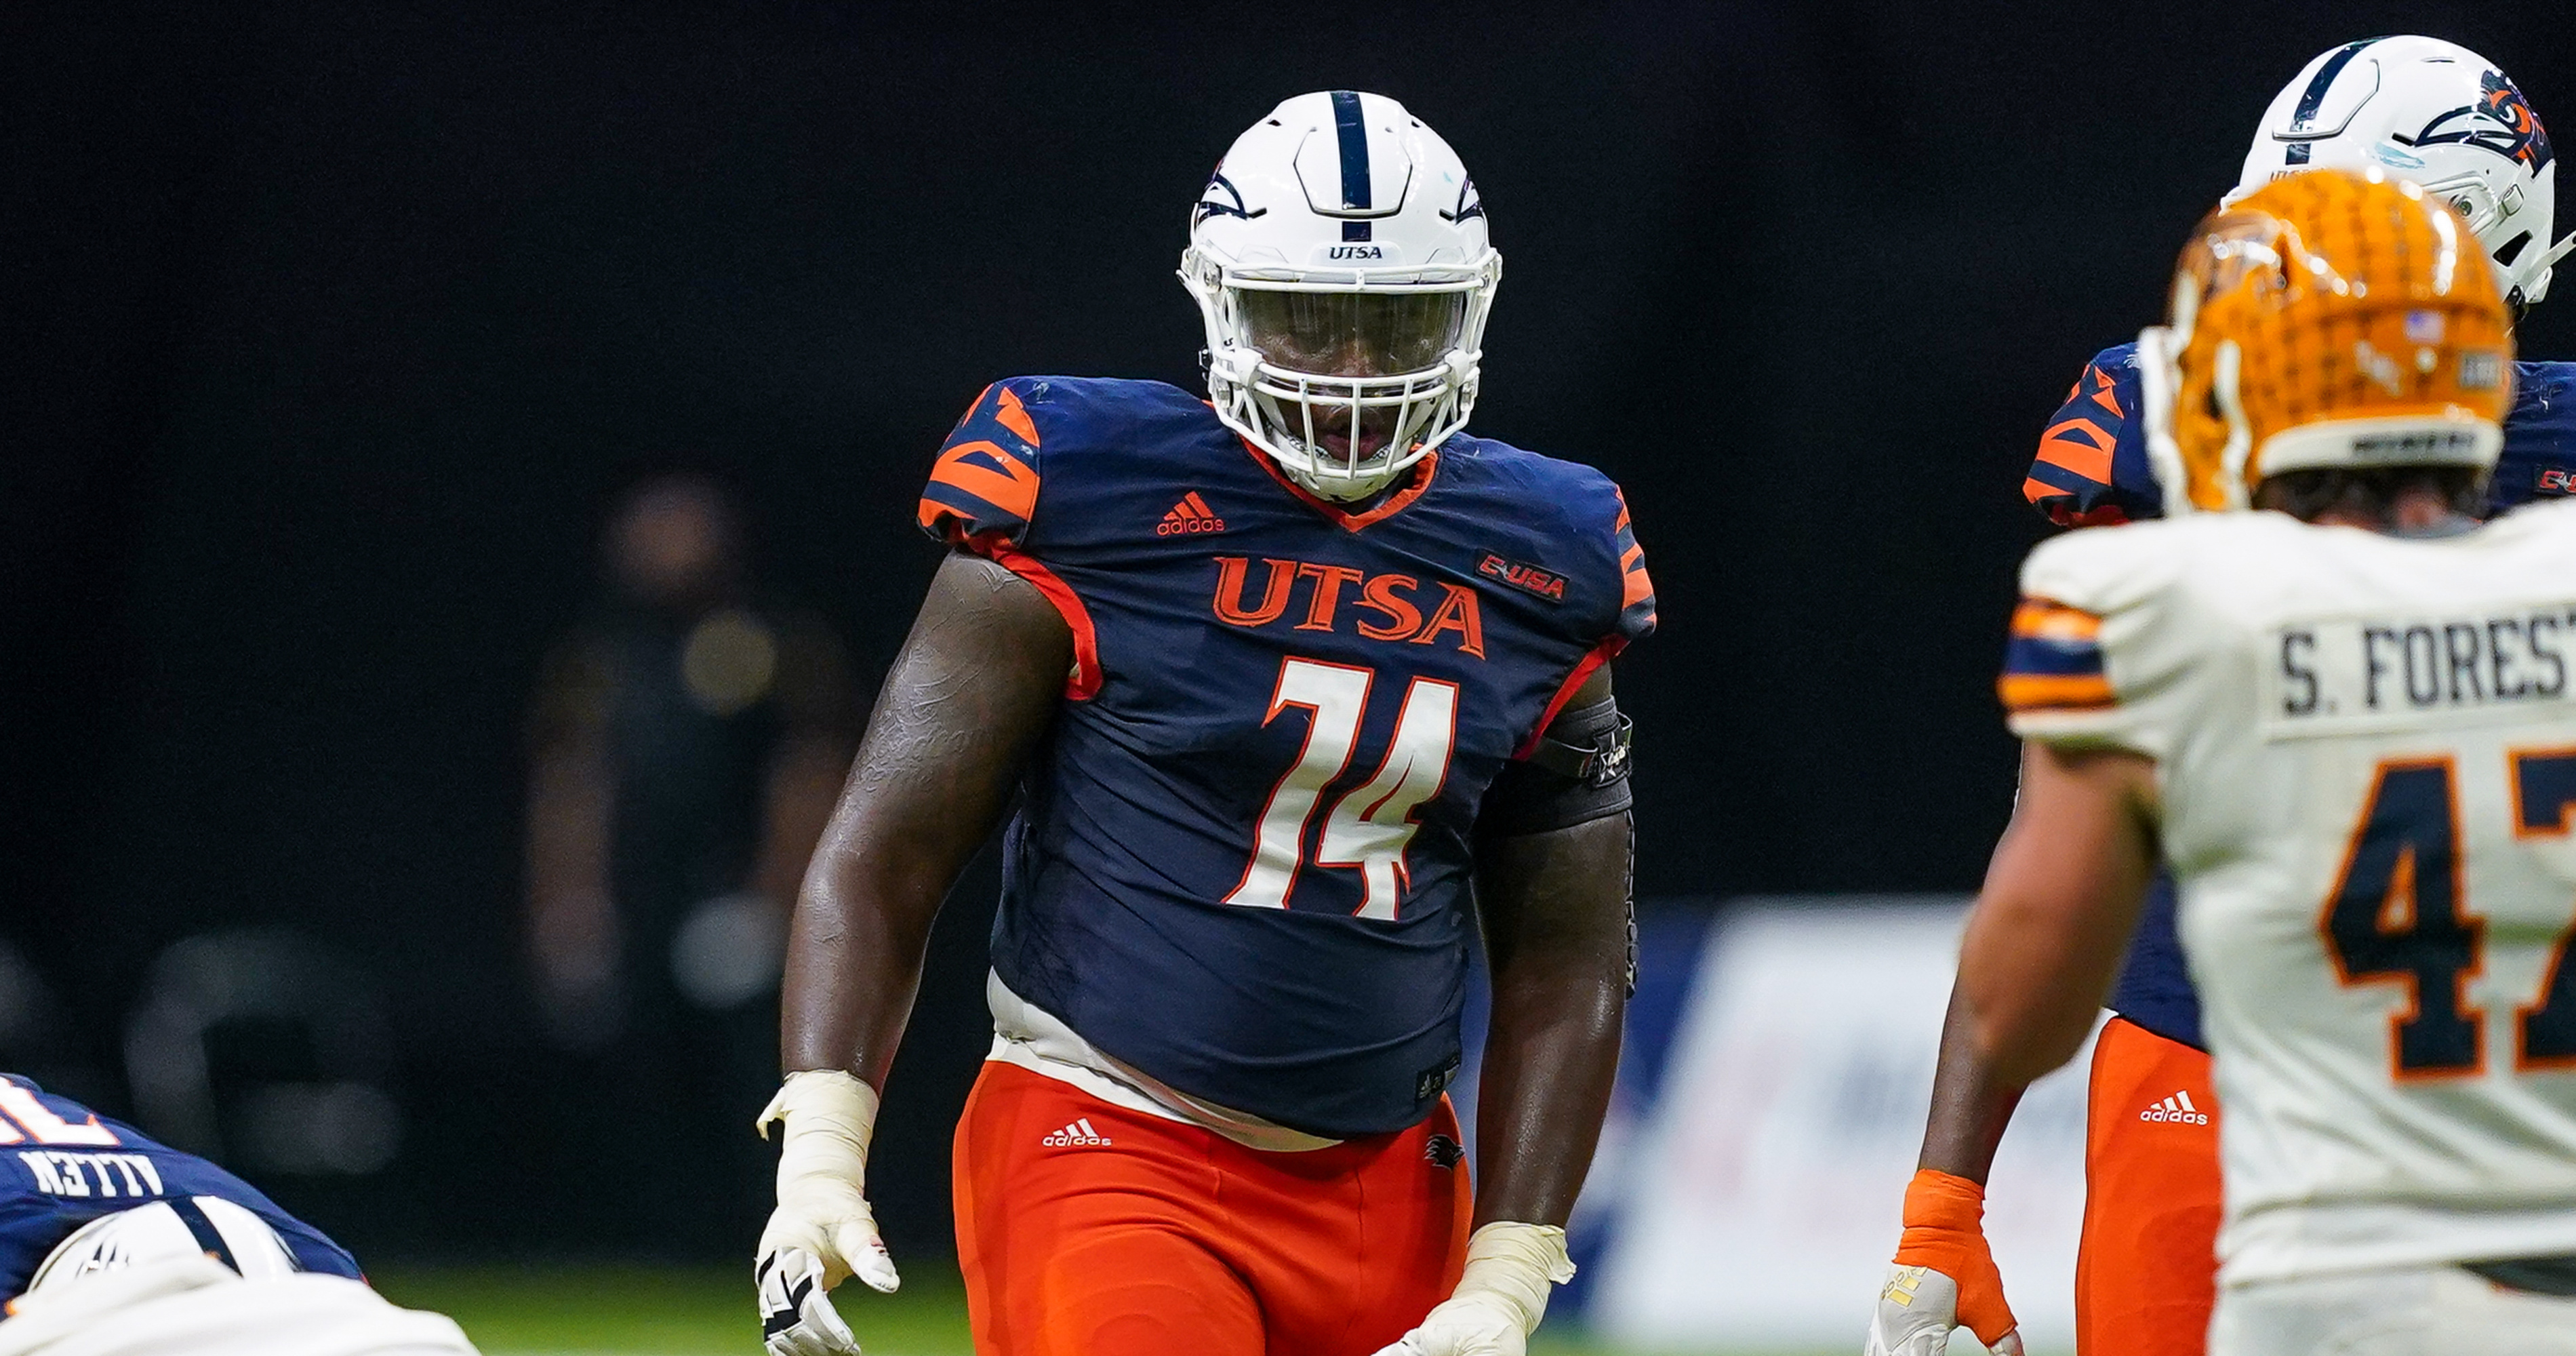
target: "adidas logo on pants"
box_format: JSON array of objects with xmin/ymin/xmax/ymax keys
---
[
  {"xmin": 2139, "ymin": 1089, "xmax": 2210, "ymax": 1125},
  {"xmin": 1041, "ymin": 1117, "xmax": 1112, "ymax": 1148}
]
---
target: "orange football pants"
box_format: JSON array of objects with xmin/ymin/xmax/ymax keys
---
[
  {"xmin": 2076, "ymin": 1016, "xmax": 2223, "ymax": 1356},
  {"xmin": 952, "ymin": 1061, "xmax": 1471, "ymax": 1356}
]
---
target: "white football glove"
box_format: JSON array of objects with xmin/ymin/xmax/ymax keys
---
[
  {"xmin": 1371, "ymin": 1222, "xmax": 1577, "ymax": 1356},
  {"xmin": 1865, "ymin": 1265, "xmax": 2026, "ymax": 1356},
  {"xmin": 754, "ymin": 1071, "xmax": 900, "ymax": 1356}
]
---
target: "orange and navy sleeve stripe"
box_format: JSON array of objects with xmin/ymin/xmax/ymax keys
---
[
  {"xmin": 1611, "ymin": 490, "xmax": 1657, "ymax": 641},
  {"xmin": 919, "ymin": 382, "xmax": 1043, "ymax": 544},
  {"xmin": 2024, "ymin": 351, "xmax": 2154, "ymax": 528},
  {"xmin": 1998, "ymin": 597, "xmax": 2113, "ymax": 713}
]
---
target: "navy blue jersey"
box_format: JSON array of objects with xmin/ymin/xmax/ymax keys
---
[
  {"xmin": 2025, "ymin": 348, "xmax": 2576, "ymax": 1049},
  {"xmin": 917, "ymin": 377, "xmax": 1654, "ymax": 1138},
  {"xmin": 0, "ymin": 1073, "xmax": 360, "ymax": 1296}
]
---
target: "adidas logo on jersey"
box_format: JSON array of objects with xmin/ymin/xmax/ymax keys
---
[
  {"xmin": 1041, "ymin": 1117, "xmax": 1112, "ymax": 1148},
  {"xmin": 1157, "ymin": 493, "xmax": 1226, "ymax": 536},
  {"xmin": 2139, "ymin": 1090, "xmax": 2210, "ymax": 1125}
]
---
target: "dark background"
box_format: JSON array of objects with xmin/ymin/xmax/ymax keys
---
[{"xmin": 8, "ymin": 1, "xmax": 2572, "ymax": 1262}]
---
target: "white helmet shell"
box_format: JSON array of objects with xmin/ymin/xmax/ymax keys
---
[
  {"xmin": 1180, "ymin": 91, "xmax": 1501, "ymax": 500},
  {"xmin": 24, "ymin": 1197, "xmax": 302, "ymax": 1296},
  {"xmin": 2231, "ymin": 36, "xmax": 2572, "ymax": 307}
]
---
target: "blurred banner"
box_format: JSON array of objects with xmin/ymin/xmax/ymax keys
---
[{"xmin": 1573, "ymin": 897, "xmax": 2093, "ymax": 1351}]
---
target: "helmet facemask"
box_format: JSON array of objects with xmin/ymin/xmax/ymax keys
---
[
  {"xmin": 1180, "ymin": 91, "xmax": 1502, "ymax": 503},
  {"xmin": 1189, "ymin": 261, "xmax": 1497, "ymax": 501}
]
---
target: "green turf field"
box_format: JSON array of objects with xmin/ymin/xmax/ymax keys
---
[{"xmin": 369, "ymin": 1262, "xmax": 1864, "ymax": 1356}]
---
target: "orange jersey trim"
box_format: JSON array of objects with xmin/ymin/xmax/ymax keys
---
[
  {"xmin": 1236, "ymin": 437, "xmax": 1441, "ymax": 532},
  {"xmin": 969, "ymin": 534, "xmax": 1102, "ymax": 701},
  {"xmin": 2035, "ymin": 417, "xmax": 2117, "ymax": 485},
  {"xmin": 921, "ymin": 438, "xmax": 1041, "ymax": 531},
  {"xmin": 1998, "ymin": 672, "xmax": 2115, "ymax": 712},
  {"xmin": 2011, "ymin": 597, "xmax": 2104, "ymax": 643},
  {"xmin": 1514, "ymin": 637, "xmax": 1624, "ymax": 761}
]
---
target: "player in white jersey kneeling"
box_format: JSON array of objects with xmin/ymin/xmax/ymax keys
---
[{"xmin": 1878, "ymin": 166, "xmax": 2576, "ymax": 1355}]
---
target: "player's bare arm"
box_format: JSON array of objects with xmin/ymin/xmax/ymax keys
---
[
  {"xmin": 1869, "ymin": 742, "xmax": 2157, "ymax": 1356},
  {"xmin": 754, "ymin": 550, "xmax": 1066, "ymax": 1356},
  {"xmin": 1468, "ymin": 664, "xmax": 1629, "ymax": 1229},
  {"xmin": 780, "ymin": 550, "xmax": 1070, "ymax": 1085},
  {"xmin": 1910, "ymin": 738, "xmax": 2094, "ymax": 1189},
  {"xmin": 1954, "ymin": 741, "xmax": 2158, "ymax": 1089}
]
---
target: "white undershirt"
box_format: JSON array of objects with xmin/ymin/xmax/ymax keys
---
[{"xmin": 984, "ymin": 970, "xmax": 1340, "ymax": 1153}]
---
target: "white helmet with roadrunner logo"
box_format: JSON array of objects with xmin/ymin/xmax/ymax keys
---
[
  {"xmin": 2230, "ymin": 35, "xmax": 2573, "ymax": 308},
  {"xmin": 1180, "ymin": 90, "xmax": 1501, "ymax": 502}
]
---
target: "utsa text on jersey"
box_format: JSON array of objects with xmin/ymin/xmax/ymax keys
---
[{"xmin": 1210, "ymin": 555, "xmax": 1487, "ymax": 658}]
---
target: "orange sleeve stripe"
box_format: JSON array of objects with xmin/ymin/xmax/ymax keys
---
[
  {"xmin": 1998, "ymin": 673, "xmax": 2115, "ymax": 711},
  {"xmin": 2034, "ymin": 419, "xmax": 2116, "ymax": 483},
  {"xmin": 992, "ymin": 386, "xmax": 1041, "ymax": 447},
  {"xmin": 2089, "ymin": 372, "xmax": 2123, "ymax": 417},
  {"xmin": 2010, "ymin": 598, "xmax": 2102, "ymax": 642},
  {"xmin": 2022, "ymin": 476, "xmax": 2066, "ymax": 506},
  {"xmin": 1622, "ymin": 560, "xmax": 1655, "ymax": 610},
  {"xmin": 925, "ymin": 439, "xmax": 1040, "ymax": 523}
]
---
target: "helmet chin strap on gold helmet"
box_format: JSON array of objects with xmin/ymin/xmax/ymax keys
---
[
  {"xmin": 2212, "ymin": 340, "xmax": 2255, "ymax": 510},
  {"xmin": 2137, "ymin": 325, "xmax": 2196, "ymax": 517}
]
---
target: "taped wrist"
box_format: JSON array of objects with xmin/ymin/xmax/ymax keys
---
[
  {"xmin": 1892, "ymin": 1168, "xmax": 2017, "ymax": 1343},
  {"xmin": 1450, "ymin": 1222, "xmax": 1577, "ymax": 1337},
  {"xmin": 1481, "ymin": 698, "xmax": 1632, "ymax": 835},
  {"xmin": 759, "ymin": 1070, "xmax": 879, "ymax": 1201}
]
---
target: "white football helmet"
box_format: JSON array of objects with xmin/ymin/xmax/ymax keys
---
[
  {"xmin": 22, "ymin": 1197, "xmax": 302, "ymax": 1296},
  {"xmin": 1180, "ymin": 91, "xmax": 1501, "ymax": 501},
  {"xmin": 2230, "ymin": 35, "xmax": 2573, "ymax": 308}
]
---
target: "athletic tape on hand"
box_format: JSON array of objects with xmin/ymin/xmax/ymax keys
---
[
  {"xmin": 755, "ymin": 1071, "xmax": 900, "ymax": 1294},
  {"xmin": 1370, "ymin": 1222, "xmax": 1576, "ymax": 1356},
  {"xmin": 1452, "ymin": 1222, "xmax": 1577, "ymax": 1335}
]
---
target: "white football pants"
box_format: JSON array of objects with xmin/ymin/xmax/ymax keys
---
[
  {"xmin": 2211, "ymin": 1264, "xmax": 2576, "ymax": 1355},
  {"xmin": 0, "ymin": 1256, "xmax": 479, "ymax": 1356}
]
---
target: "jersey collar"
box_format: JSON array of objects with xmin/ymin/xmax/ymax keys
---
[{"xmin": 1239, "ymin": 437, "xmax": 1441, "ymax": 532}]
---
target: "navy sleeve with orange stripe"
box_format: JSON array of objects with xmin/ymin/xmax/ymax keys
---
[
  {"xmin": 2026, "ymin": 344, "xmax": 2162, "ymax": 528},
  {"xmin": 1611, "ymin": 489, "xmax": 1657, "ymax": 643},
  {"xmin": 1998, "ymin": 597, "xmax": 2112, "ymax": 715},
  {"xmin": 919, "ymin": 380, "xmax": 1046, "ymax": 546}
]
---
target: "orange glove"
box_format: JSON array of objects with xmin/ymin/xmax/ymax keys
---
[{"xmin": 1890, "ymin": 1169, "xmax": 2019, "ymax": 1347}]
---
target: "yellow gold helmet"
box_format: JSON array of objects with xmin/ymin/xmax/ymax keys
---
[{"xmin": 2137, "ymin": 167, "xmax": 2515, "ymax": 513}]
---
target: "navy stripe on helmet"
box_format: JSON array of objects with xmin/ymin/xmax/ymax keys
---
[
  {"xmin": 2291, "ymin": 38, "xmax": 2385, "ymax": 132},
  {"xmin": 167, "ymin": 1197, "xmax": 241, "ymax": 1274},
  {"xmin": 1331, "ymin": 90, "xmax": 1370, "ymax": 211}
]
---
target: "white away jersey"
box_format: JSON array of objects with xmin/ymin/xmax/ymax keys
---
[{"xmin": 2003, "ymin": 498, "xmax": 2576, "ymax": 1285}]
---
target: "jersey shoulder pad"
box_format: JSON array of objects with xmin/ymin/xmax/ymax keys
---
[
  {"xmin": 2003, "ymin": 515, "xmax": 2245, "ymax": 757},
  {"xmin": 1451, "ymin": 437, "xmax": 1655, "ymax": 645},
  {"xmin": 2027, "ymin": 342, "xmax": 2164, "ymax": 527},
  {"xmin": 2498, "ymin": 359, "xmax": 2576, "ymax": 509},
  {"xmin": 917, "ymin": 376, "xmax": 1209, "ymax": 548}
]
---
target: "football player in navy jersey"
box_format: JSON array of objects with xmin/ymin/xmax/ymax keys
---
[
  {"xmin": 753, "ymin": 92, "xmax": 1653, "ymax": 1356},
  {"xmin": 0, "ymin": 1071, "xmax": 361, "ymax": 1298},
  {"xmin": 1872, "ymin": 37, "xmax": 2576, "ymax": 1356}
]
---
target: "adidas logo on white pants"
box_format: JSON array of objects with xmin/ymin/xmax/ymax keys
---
[
  {"xmin": 1041, "ymin": 1117, "xmax": 1112, "ymax": 1148},
  {"xmin": 2139, "ymin": 1090, "xmax": 2210, "ymax": 1125}
]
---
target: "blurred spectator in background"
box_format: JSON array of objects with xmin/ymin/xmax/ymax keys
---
[{"xmin": 524, "ymin": 475, "xmax": 858, "ymax": 1250}]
